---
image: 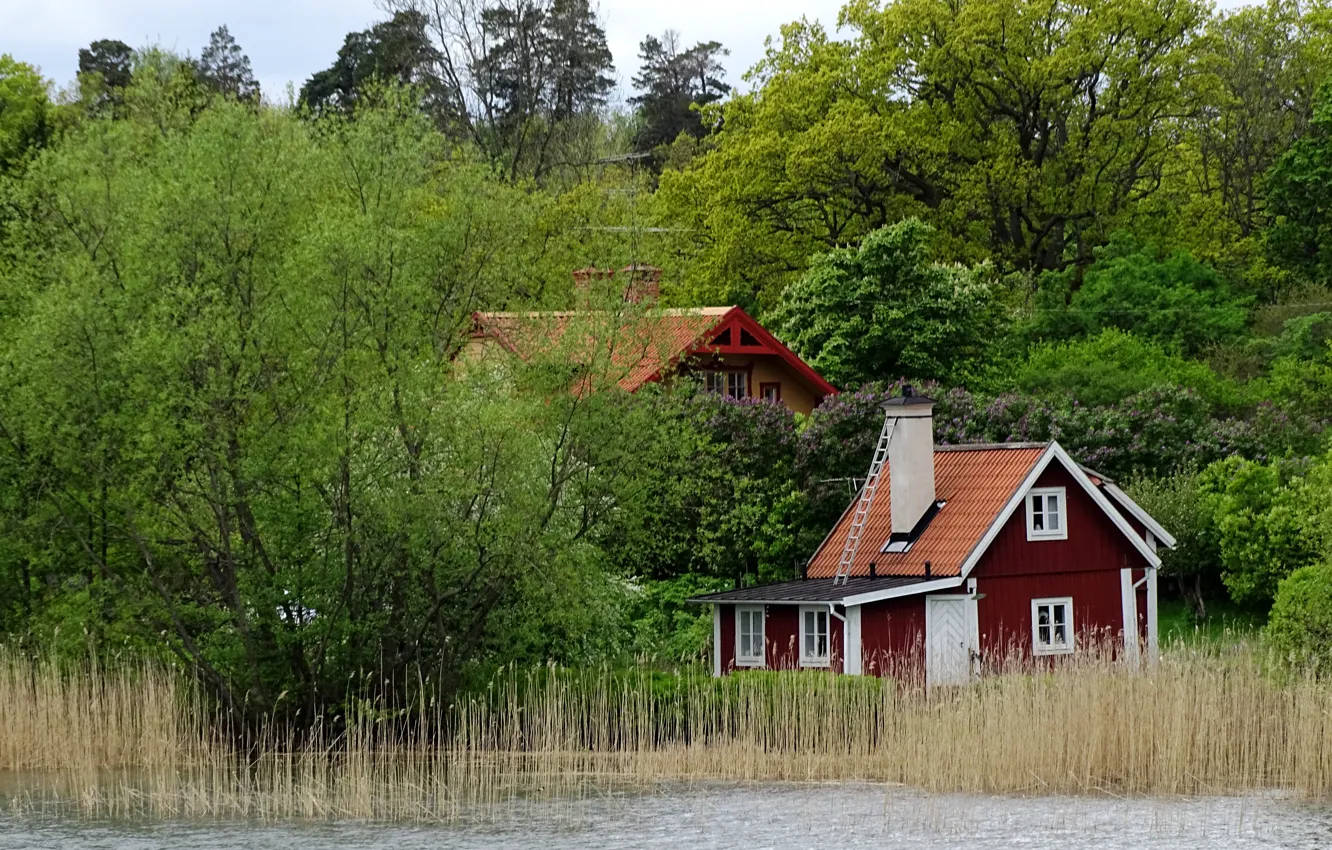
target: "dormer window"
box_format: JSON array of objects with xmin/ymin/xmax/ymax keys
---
[
  {"xmin": 1026, "ymin": 487, "xmax": 1067, "ymax": 540},
  {"xmin": 704, "ymin": 369, "xmax": 748, "ymax": 399}
]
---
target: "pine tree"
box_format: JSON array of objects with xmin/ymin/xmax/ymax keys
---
[
  {"xmin": 630, "ymin": 31, "xmax": 729, "ymax": 152},
  {"xmin": 301, "ymin": 11, "xmax": 441, "ymax": 114},
  {"xmin": 196, "ymin": 25, "xmax": 260, "ymax": 102}
]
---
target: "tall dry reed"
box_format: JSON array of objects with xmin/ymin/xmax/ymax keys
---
[{"xmin": 0, "ymin": 642, "xmax": 1328, "ymax": 822}]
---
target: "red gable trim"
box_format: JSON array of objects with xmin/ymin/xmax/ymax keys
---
[{"xmin": 640, "ymin": 307, "xmax": 839, "ymax": 398}]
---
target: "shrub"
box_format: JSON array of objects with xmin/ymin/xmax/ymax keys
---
[{"xmin": 1266, "ymin": 561, "xmax": 1332, "ymax": 670}]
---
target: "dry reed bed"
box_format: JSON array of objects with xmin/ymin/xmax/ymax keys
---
[{"xmin": 0, "ymin": 644, "xmax": 1328, "ymax": 822}]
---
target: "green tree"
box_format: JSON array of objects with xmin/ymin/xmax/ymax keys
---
[
  {"xmin": 656, "ymin": 0, "xmax": 1209, "ymax": 306},
  {"xmin": 1268, "ymin": 80, "xmax": 1332, "ymax": 283},
  {"xmin": 0, "ymin": 77, "xmax": 643, "ymax": 716},
  {"xmin": 300, "ymin": 11, "xmax": 442, "ymax": 115},
  {"xmin": 195, "ymin": 25, "xmax": 260, "ymax": 102},
  {"xmin": 1007, "ymin": 329, "xmax": 1247, "ymax": 409},
  {"xmin": 629, "ymin": 32, "xmax": 729, "ymax": 153},
  {"xmin": 1029, "ymin": 235, "xmax": 1251, "ymax": 356},
  {"xmin": 1124, "ymin": 469, "xmax": 1220, "ymax": 619},
  {"xmin": 77, "ymin": 39, "xmax": 135, "ymax": 116},
  {"xmin": 770, "ymin": 219, "xmax": 1003, "ymax": 387},
  {"xmin": 382, "ymin": 0, "xmax": 616, "ymax": 180},
  {"xmin": 1199, "ymin": 456, "xmax": 1322, "ymax": 609},
  {"xmin": 0, "ymin": 55, "xmax": 51, "ymax": 175}
]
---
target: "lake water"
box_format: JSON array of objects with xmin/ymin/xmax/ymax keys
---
[{"xmin": 1, "ymin": 783, "xmax": 1329, "ymax": 849}]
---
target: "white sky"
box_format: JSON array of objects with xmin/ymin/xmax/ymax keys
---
[{"xmin": 0, "ymin": 0, "xmax": 849, "ymax": 102}]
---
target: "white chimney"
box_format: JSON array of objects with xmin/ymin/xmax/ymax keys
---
[{"xmin": 884, "ymin": 389, "xmax": 936, "ymax": 536}]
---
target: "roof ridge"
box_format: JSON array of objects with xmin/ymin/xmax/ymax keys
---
[{"xmin": 935, "ymin": 441, "xmax": 1050, "ymax": 452}]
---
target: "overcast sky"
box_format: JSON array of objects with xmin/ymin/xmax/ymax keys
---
[{"xmin": 1, "ymin": 0, "xmax": 848, "ymax": 102}]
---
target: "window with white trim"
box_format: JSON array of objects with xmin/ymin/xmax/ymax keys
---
[
  {"xmin": 1032, "ymin": 597, "xmax": 1074, "ymax": 655},
  {"xmin": 735, "ymin": 605, "xmax": 765, "ymax": 666},
  {"xmin": 800, "ymin": 605, "xmax": 830, "ymax": 666},
  {"xmin": 1026, "ymin": 487, "xmax": 1068, "ymax": 540}
]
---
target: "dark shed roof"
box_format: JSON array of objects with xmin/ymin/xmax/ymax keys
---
[{"xmin": 689, "ymin": 575, "xmax": 938, "ymax": 604}]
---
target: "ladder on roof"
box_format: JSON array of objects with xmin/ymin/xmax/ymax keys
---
[{"xmin": 833, "ymin": 415, "xmax": 897, "ymax": 586}]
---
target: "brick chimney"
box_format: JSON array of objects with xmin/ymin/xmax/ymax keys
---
[
  {"xmin": 620, "ymin": 264, "xmax": 662, "ymax": 305},
  {"xmin": 573, "ymin": 267, "xmax": 616, "ymax": 307},
  {"xmin": 883, "ymin": 386, "xmax": 936, "ymax": 536}
]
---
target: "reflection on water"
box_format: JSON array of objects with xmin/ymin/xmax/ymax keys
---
[{"xmin": 1, "ymin": 783, "xmax": 1329, "ymax": 849}]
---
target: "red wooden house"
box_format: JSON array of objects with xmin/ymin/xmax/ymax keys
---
[{"xmin": 693, "ymin": 392, "xmax": 1175, "ymax": 686}]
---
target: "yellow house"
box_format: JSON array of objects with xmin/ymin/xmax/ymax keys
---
[{"xmin": 466, "ymin": 266, "xmax": 838, "ymax": 415}]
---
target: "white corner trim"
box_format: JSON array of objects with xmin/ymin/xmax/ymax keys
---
[
  {"xmin": 844, "ymin": 604, "xmax": 863, "ymax": 675},
  {"xmin": 712, "ymin": 606, "xmax": 722, "ymax": 677},
  {"xmin": 1120, "ymin": 568, "xmax": 1141, "ymax": 667},
  {"xmin": 959, "ymin": 442, "xmax": 1162, "ymax": 579},
  {"xmin": 841, "ymin": 576, "xmax": 966, "ymax": 607},
  {"xmin": 1103, "ymin": 482, "xmax": 1178, "ymax": 549},
  {"xmin": 1146, "ymin": 567, "xmax": 1159, "ymax": 665}
]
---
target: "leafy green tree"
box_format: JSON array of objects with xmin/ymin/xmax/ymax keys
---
[
  {"xmin": 381, "ymin": 0, "xmax": 615, "ymax": 180},
  {"xmin": 195, "ymin": 25, "xmax": 260, "ymax": 102},
  {"xmin": 656, "ymin": 0, "xmax": 1209, "ymax": 305},
  {"xmin": 1029, "ymin": 235, "xmax": 1251, "ymax": 356},
  {"xmin": 770, "ymin": 219, "xmax": 1003, "ymax": 387},
  {"xmin": 77, "ymin": 39, "xmax": 135, "ymax": 116},
  {"xmin": 629, "ymin": 31, "xmax": 729, "ymax": 153},
  {"xmin": 1199, "ymin": 456, "xmax": 1322, "ymax": 609},
  {"xmin": 0, "ymin": 55, "xmax": 51, "ymax": 175},
  {"xmin": 1268, "ymin": 80, "xmax": 1332, "ymax": 282},
  {"xmin": 1007, "ymin": 329, "xmax": 1248, "ymax": 409},
  {"xmin": 300, "ymin": 11, "xmax": 441, "ymax": 115},
  {"xmin": 1124, "ymin": 469, "xmax": 1221, "ymax": 619},
  {"xmin": 0, "ymin": 77, "xmax": 646, "ymax": 715}
]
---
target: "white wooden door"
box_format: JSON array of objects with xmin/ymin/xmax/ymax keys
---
[{"xmin": 926, "ymin": 595, "xmax": 978, "ymax": 688}]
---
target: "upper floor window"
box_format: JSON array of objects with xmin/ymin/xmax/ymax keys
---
[
  {"xmin": 736, "ymin": 605, "xmax": 765, "ymax": 667},
  {"xmin": 800, "ymin": 605, "xmax": 830, "ymax": 667},
  {"xmin": 704, "ymin": 369, "xmax": 748, "ymax": 399},
  {"xmin": 1026, "ymin": 487, "xmax": 1067, "ymax": 540},
  {"xmin": 760, "ymin": 382, "xmax": 781, "ymax": 403},
  {"xmin": 1032, "ymin": 597, "xmax": 1074, "ymax": 655}
]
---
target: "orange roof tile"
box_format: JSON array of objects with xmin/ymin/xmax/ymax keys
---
[
  {"xmin": 472, "ymin": 308, "xmax": 728, "ymax": 393},
  {"xmin": 806, "ymin": 445, "xmax": 1048, "ymax": 579}
]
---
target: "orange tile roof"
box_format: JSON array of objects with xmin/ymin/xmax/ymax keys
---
[
  {"xmin": 472, "ymin": 308, "xmax": 730, "ymax": 393},
  {"xmin": 806, "ymin": 444, "xmax": 1048, "ymax": 578}
]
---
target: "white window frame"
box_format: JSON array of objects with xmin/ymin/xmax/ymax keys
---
[
  {"xmin": 735, "ymin": 605, "xmax": 765, "ymax": 667},
  {"xmin": 1026, "ymin": 487, "xmax": 1068, "ymax": 540},
  {"xmin": 727, "ymin": 370, "xmax": 748, "ymax": 399},
  {"xmin": 1031, "ymin": 597, "xmax": 1075, "ymax": 655},
  {"xmin": 703, "ymin": 369, "xmax": 748, "ymax": 399},
  {"xmin": 799, "ymin": 605, "xmax": 830, "ymax": 667}
]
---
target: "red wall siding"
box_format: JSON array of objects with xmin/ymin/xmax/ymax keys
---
[
  {"xmin": 719, "ymin": 604, "xmax": 737, "ymax": 674},
  {"xmin": 978, "ymin": 464, "xmax": 1138, "ymax": 578},
  {"xmin": 765, "ymin": 605, "xmax": 799, "ymax": 669},
  {"xmin": 859, "ymin": 596, "xmax": 925, "ymax": 679},
  {"xmin": 970, "ymin": 463, "xmax": 1146, "ymax": 662}
]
